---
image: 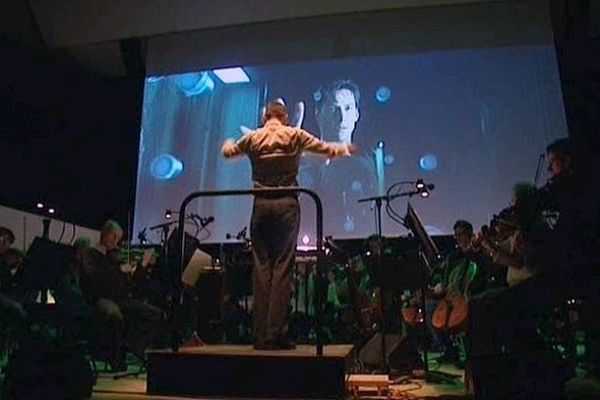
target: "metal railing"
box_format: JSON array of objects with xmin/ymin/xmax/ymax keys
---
[{"xmin": 175, "ymin": 188, "xmax": 326, "ymax": 355}]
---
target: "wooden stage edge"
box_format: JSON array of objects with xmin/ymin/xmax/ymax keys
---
[
  {"xmin": 147, "ymin": 344, "xmax": 355, "ymax": 399},
  {"xmin": 152, "ymin": 343, "xmax": 354, "ymax": 357}
]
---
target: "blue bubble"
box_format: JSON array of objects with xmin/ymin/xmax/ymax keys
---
[
  {"xmin": 173, "ymin": 72, "xmax": 214, "ymax": 97},
  {"xmin": 376, "ymin": 86, "xmax": 391, "ymax": 103},
  {"xmin": 150, "ymin": 154, "xmax": 184, "ymax": 180},
  {"xmin": 419, "ymin": 154, "xmax": 438, "ymax": 171},
  {"xmin": 384, "ymin": 155, "xmax": 395, "ymax": 165},
  {"xmin": 313, "ymin": 90, "xmax": 322, "ymax": 102}
]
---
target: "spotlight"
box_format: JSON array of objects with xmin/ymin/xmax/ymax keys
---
[
  {"xmin": 165, "ymin": 209, "xmax": 172, "ymax": 219},
  {"xmin": 212, "ymin": 67, "xmax": 250, "ymax": 84},
  {"xmin": 36, "ymin": 202, "xmax": 44, "ymax": 209},
  {"xmin": 415, "ymin": 179, "xmax": 425, "ymax": 190},
  {"xmin": 377, "ymin": 140, "xmax": 385, "ymax": 149},
  {"xmin": 420, "ymin": 190, "xmax": 429, "ymax": 198},
  {"xmin": 48, "ymin": 208, "xmax": 55, "ymax": 214}
]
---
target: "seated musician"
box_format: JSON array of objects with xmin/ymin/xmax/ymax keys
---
[
  {"xmin": 131, "ymin": 248, "xmax": 164, "ymax": 309},
  {"xmin": 332, "ymin": 253, "xmax": 381, "ymax": 343},
  {"xmin": 53, "ymin": 237, "xmax": 91, "ymax": 308},
  {"xmin": 468, "ymin": 184, "xmax": 566, "ymax": 397},
  {"xmin": 79, "ymin": 220, "xmax": 163, "ymax": 371},
  {"xmin": 0, "ymin": 227, "xmax": 28, "ymax": 326},
  {"xmin": 425, "ymin": 220, "xmax": 489, "ymax": 357},
  {"xmin": 0, "ymin": 248, "xmax": 30, "ymax": 303}
]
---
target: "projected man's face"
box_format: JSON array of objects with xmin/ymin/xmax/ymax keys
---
[{"xmin": 316, "ymin": 89, "xmax": 360, "ymax": 144}]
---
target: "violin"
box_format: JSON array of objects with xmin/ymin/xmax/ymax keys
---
[
  {"xmin": 108, "ymin": 246, "xmax": 156, "ymax": 274},
  {"xmin": 470, "ymin": 206, "xmax": 520, "ymax": 254}
]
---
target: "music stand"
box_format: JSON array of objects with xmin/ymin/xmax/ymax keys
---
[
  {"xmin": 403, "ymin": 202, "xmax": 460, "ymax": 383},
  {"xmin": 26, "ymin": 237, "xmax": 74, "ymax": 302}
]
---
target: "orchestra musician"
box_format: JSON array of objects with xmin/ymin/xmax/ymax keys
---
[
  {"xmin": 467, "ymin": 182, "xmax": 566, "ymax": 398},
  {"xmin": 424, "ymin": 220, "xmax": 489, "ymax": 361},
  {"xmin": 0, "ymin": 227, "xmax": 28, "ymax": 327},
  {"xmin": 79, "ymin": 220, "xmax": 163, "ymax": 371},
  {"xmin": 541, "ymin": 137, "xmax": 600, "ymax": 376}
]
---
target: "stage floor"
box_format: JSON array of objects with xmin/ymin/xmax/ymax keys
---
[
  {"xmin": 91, "ymin": 348, "xmax": 467, "ymax": 399},
  {"xmin": 90, "ymin": 349, "xmax": 600, "ymax": 400}
]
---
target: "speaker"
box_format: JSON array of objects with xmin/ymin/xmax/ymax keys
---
[{"xmin": 358, "ymin": 333, "xmax": 420, "ymax": 373}]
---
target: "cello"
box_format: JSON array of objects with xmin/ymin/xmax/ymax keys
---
[{"xmin": 431, "ymin": 259, "xmax": 478, "ymax": 334}]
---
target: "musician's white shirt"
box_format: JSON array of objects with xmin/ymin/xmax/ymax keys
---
[{"xmin": 496, "ymin": 235, "xmax": 536, "ymax": 287}]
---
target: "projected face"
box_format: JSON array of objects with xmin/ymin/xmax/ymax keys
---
[{"xmin": 316, "ymin": 88, "xmax": 360, "ymax": 144}]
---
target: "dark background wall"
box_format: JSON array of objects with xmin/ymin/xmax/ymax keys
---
[{"xmin": 0, "ymin": 36, "xmax": 143, "ymax": 228}]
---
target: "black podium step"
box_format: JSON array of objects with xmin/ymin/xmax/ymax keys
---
[{"xmin": 147, "ymin": 344, "xmax": 354, "ymax": 399}]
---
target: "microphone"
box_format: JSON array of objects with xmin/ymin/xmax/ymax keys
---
[
  {"xmin": 417, "ymin": 182, "xmax": 434, "ymax": 199},
  {"xmin": 415, "ymin": 179, "xmax": 434, "ymax": 191}
]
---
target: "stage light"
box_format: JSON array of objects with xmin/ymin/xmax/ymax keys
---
[
  {"xmin": 36, "ymin": 202, "xmax": 44, "ymax": 209},
  {"xmin": 377, "ymin": 140, "xmax": 385, "ymax": 148},
  {"xmin": 151, "ymin": 154, "xmax": 184, "ymax": 180},
  {"xmin": 165, "ymin": 209, "xmax": 172, "ymax": 219},
  {"xmin": 212, "ymin": 67, "xmax": 250, "ymax": 84},
  {"xmin": 420, "ymin": 190, "xmax": 429, "ymax": 198},
  {"xmin": 415, "ymin": 179, "xmax": 425, "ymax": 190},
  {"xmin": 301, "ymin": 234, "xmax": 310, "ymax": 245},
  {"xmin": 48, "ymin": 208, "xmax": 55, "ymax": 214}
]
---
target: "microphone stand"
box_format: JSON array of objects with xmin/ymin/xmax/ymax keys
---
[
  {"xmin": 149, "ymin": 219, "xmax": 181, "ymax": 348},
  {"xmin": 357, "ymin": 190, "xmax": 422, "ymax": 374}
]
